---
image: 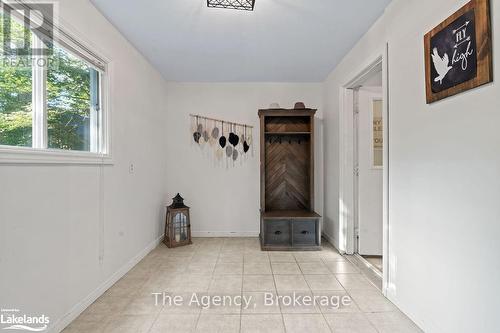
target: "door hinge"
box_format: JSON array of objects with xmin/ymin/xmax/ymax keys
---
[{"xmin": 353, "ymin": 167, "xmax": 359, "ymax": 176}]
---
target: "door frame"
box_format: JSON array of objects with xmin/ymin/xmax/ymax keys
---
[{"xmin": 338, "ymin": 44, "xmax": 390, "ymax": 295}]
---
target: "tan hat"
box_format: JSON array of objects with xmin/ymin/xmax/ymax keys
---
[
  {"xmin": 269, "ymin": 103, "xmax": 281, "ymax": 109},
  {"xmin": 294, "ymin": 102, "xmax": 306, "ymax": 109}
]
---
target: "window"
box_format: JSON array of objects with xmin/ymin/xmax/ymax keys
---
[
  {"xmin": 0, "ymin": 4, "xmax": 108, "ymax": 160},
  {"xmin": 372, "ymin": 99, "xmax": 383, "ymax": 168},
  {"xmin": 46, "ymin": 43, "xmax": 100, "ymax": 151},
  {"xmin": 0, "ymin": 9, "xmax": 33, "ymax": 147}
]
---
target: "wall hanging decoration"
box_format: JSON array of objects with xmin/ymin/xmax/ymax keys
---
[
  {"xmin": 202, "ymin": 118, "xmax": 209, "ymax": 142},
  {"xmin": 424, "ymin": 0, "xmax": 492, "ymax": 104},
  {"xmin": 193, "ymin": 116, "xmax": 201, "ymax": 143},
  {"xmin": 190, "ymin": 114, "xmax": 253, "ymax": 167},
  {"xmin": 219, "ymin": 121, "xmax": 227, "ymax": 148},
  {"xmin": 243, "ymin": 126, "xmax": 250, "ymax": 153},
  {"xmin": 211, "ymin": 123, "xmax": 219, "ymax": 140},
  {"xmin": 226, "ymin": 145, "xmax": 233, "ymax": 157}
]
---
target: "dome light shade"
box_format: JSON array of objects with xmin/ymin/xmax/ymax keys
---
[{"xmin": 207, "ymin": 0, "xmax": 255, "ymax": 11}]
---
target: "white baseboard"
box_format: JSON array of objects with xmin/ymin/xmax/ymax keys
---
[
  {"xmin": 192, "ymin": 231, "xmax": 259, "ymax": 238},
  {"xmin": 322, "ymin": 232, "xmax": 340, "ymax": 251},
  {"xmin": 49, "ymin": 234, "xmax": 164, "ymax": 333},
  {"xmin": 385, "ymin": 296, "xmax": 431, "ymax": 333}
]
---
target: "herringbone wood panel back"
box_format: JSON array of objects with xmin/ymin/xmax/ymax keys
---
[{"xmin": 265, "ymin": 138, "xmax": 310, "ymax": 211}]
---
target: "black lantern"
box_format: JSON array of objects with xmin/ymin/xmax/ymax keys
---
[
  {"xmin": 207, "ymin": 0, "xmax": 255, "ymax": 11},
  {"xmin": 164, "ymin": 194, "xmax": 192, "ymax": 248}
]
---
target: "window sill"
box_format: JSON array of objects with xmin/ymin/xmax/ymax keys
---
[{"xmin": 0, "ymin": 146, "xmax": 113, "ymax": 165}]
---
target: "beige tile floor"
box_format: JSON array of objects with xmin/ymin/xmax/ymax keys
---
[{"xmin": 64, "ymin": 238, "xmax": 422, "ymax": 333}]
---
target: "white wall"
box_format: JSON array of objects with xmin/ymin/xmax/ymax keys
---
[
  {"xmin": 323, "ymin": 0, "xmax": 500, "ymax": 332},
  {"xmin": 0, "ymin": 0, "xmax": 169, "ymax": 332},
  {"xmin": 165, "ymin": 83, "xmax": 324, "ymax": 237}
]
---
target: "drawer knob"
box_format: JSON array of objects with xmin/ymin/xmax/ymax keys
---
[
  {"xmin": 274, "ymin": 230, "xmax": 282, "ymax": 235},
  {"xmin": 301, "ymin": 230, "xmax": 310, "ymax": 235}
]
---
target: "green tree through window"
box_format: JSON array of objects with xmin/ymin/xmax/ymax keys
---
[
  {"xmin": 1, "ymin": 10, "xmax": 100, "ymax": 151},
  {"xmin": 0, "ymin": 11, "xmax": 33, "ymax": 147},
  {"xmin": 47, "ymin": 45, "xmax": 93, "ymax": 151}
]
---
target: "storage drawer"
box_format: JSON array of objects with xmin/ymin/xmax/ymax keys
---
[
  {"xmin": 292, "ymin": 220, "xmax": 317, "ymax": 246},
  {"xmin": 264, "ymin": 220, "xmax": 290, "ymax": 245}
]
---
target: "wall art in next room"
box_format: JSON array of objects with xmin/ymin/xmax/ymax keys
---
[{"xmin": 424, "ymin": 0, "xmax": 492, "ymax": 104}]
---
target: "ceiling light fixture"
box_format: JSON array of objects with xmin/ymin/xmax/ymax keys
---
[{"xmin": 207, "ymin": 0, "xmax": 255, "ymax": 11}]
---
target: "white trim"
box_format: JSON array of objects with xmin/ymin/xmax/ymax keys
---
[
  {"xmin": 89, "ymin": 70, "xmax": 100, "ymax": 153},
  {"xmin": 4, "ymin": 0, "xmax": 107, "ymax": 71},
  {"xmin": 381, "ymin": 43, "xmax": 390, "ymax": 296},
  {"xmin": 46, "ymin": 1, "xmax": 112, "ymax": 70},
  {"xmin": 345, "ymin": 254, "xmax": 383, "ymax": 291},
  {"xmin": 48, "ymin": 234, "xmax": 164, "ymax": 333},
  {"xmin": 353, "ymin": 87, "xmax": 359, "ymax": 254},
  {"xmin": 0, "ymin": 145, "xmax": 113, "ymax": 165},
  {"xmin": 353, "ymin": 253, "xmax": 383, "ymax": 278},
  {"xmin": 321, "ymin": 232, "xmax": 341, "ymax": 253},
  {"xmin": 191, "ymin": 231, "xmax": 260, "ymax": 238},
  {"xmin": 99, "ymin": 61, "xmax": 112, "ymax": 156},
  {"xmin": 338, "ymin": 87, "xmax": 354, "ymax": 254},
  {"xmin": 31, "ymin": 33, "xmax": 48, "ymax": 149},
  {"xmin": 338, "ymin": 45, "xmax": 391, "ymax": 296}
]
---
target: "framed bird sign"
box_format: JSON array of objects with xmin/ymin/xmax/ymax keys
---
[{"xmin": 424, "ymin": 0, "xmax": 492, "ymax": 104}]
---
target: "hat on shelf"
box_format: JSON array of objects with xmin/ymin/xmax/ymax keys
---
[
  {"xmin": 294, "ymin": 102, "xmax": 306, "ymax": 109},
  {"xmin": 269, "ymin": 103, "xmax": 281, "ymax": 109}
]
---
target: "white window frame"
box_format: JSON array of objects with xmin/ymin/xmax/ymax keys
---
[{"xmin": 0, "ymin": 2, "xmax": 112, "ymax": 165}]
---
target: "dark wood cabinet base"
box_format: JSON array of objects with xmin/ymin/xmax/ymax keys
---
[{"xmin": 260, "ymin": 210, "xmax": 321, "ymax": 251}]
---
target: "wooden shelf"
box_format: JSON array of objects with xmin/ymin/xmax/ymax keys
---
[
  {"xmin": 261, "ymin": 210, "xmax": 321, "ymax": 219},
  {"xmin": 265, "ymin": 132, "xmax": 311, "ymax": 135},
  {"xmin": 258, "ymin": 109, "xmax": 317, "ymax": 116},
  {"xmin": 259, "ymin": 108, "xmax": 319, "ymax": 251}
]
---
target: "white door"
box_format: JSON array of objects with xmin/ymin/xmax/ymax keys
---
[{"xmin": 356, "ymin": 88, "xmax": 383, "ymax": 256}]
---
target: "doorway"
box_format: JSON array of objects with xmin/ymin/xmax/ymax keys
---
[
  {"xmin": 338, "ymin": 48, "xmax": 390, "ymax": 294},
  {"xmin": 353, "ymin": 72, "xmax": 383, "ymax": 274}
]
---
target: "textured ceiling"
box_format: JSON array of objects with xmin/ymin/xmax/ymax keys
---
[{"xmin": 90, "ymin": 0, "xmax": 392, "ymax": 82}]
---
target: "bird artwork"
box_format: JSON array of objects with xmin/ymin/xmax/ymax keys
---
[
  {"xmin": 431, "ymin": 48, "xmax": 452, "ymax": 84},
  {"xmin": 425, "ymin": 2, "xmax": 491, "ymax": 104}
]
